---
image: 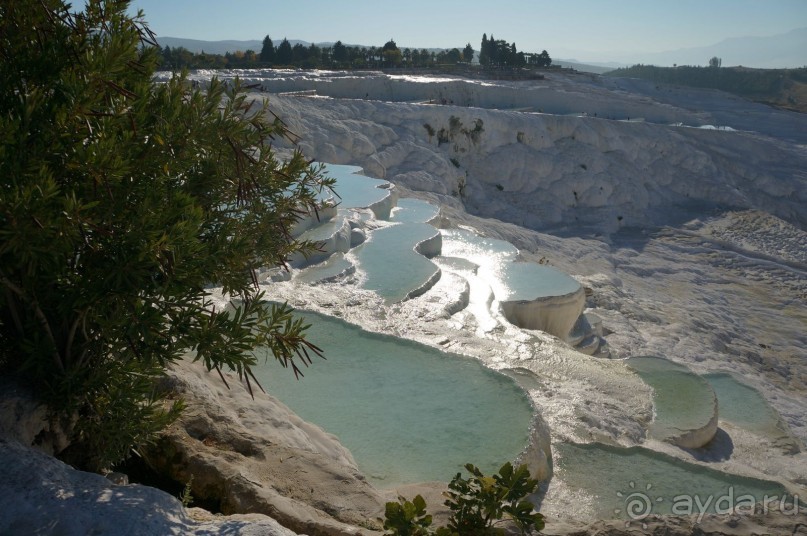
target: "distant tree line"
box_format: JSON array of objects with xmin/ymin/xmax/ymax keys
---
[
  {"xmin": 158, "ymin": 34, "xmax": 552, "ymax": 71},
  {"xmin": 479, "ymin": 34, "xmax": 551, "ymax": 68},
  {"xmin": 161, "ymin": 38, "xmax": 459, "ymax": 70}
]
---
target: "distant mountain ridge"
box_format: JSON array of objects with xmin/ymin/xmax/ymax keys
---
[
  {"xmin": 623, "ymin": 27, "xmax": 807, "ymax": 68},
  {"xmin": 157, "ymin": 37, "xmax": 269, "ymax": 55}
]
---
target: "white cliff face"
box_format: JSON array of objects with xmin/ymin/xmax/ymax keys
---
[
  {"xmin": 499, "ymin": 287, "xmax": 586, "ymax": 340},
  {"xmin": 264, "ymin": 93, "xmax": 806, "ymax": 237}
]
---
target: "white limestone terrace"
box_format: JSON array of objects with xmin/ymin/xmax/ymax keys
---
[
  {"xmin": 496, "ymin": 263, "xmax": 585, "ymax": 340},
  {"xmin": 265, "ymin": 95, "xmax": 805, "ymax": 236},
  {"xmin": 176, "ymin": 68, "xmax": 807, "ymax": 145},
  {"xmin": 627, "ymin": 356, "xmax": 719, "ymax": 449},
  {"xmin": 237, "ymin": 70, "xmax": 807, "ymax": 515},
  {"xmin": 437, "ymin": 227, "xmax": 588, "ymax": 340},
  {"xmin": 284, "ymin": 164, "xmax": 591, "ymax": 339},
  {"xmin": 144, "ymin": 69, "xmax": 807, "ymax": 523}
]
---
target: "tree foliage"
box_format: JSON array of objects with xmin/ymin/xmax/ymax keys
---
[
  {"xmin": 384, "ymin": 495, "xmax": 433, "ymax": 536},
  {"xmin": 0, "ymin": 0, "xmax": 332, "ymax": 471},
  {"xmin": 463, "ymin": 43, "xmax": 475, "ymax": 63},
  {"xmin": 276, "ymin": 37, "xmax": 293, "ymax": 65},
  {"xmin": 384, "ymin": 463, "xmax": 545, "ymax": 536},
  {"xmin": 260, "ymin": 35, "xmax": 276, "ymax": 63},
  {"xmin": 479, "ymin": 34, "xmax": 531, "ymax": 68}
]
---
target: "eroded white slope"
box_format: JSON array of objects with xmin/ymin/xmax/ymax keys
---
[{"xmin": 265, "ymin": 93, "xmax": 806, "ymax": 236}]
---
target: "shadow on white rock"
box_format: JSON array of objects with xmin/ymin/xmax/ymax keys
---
[{"xmin": 0, "ymin": 439, "xmax": 299, "ymax": 536}]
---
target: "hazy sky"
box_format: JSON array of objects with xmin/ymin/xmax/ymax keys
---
[{"xmin": 127, "ymin": 0, "xmax": 806, "ymax": 62}]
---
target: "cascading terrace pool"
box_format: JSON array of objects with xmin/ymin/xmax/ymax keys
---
[
  {"xmin": 352, "ymin": 222, "xmax": 440, "ymax": 302},
  {"xmin": 257, "ymin": 163, "xmax": 793, "ymax": 512},
  {"xmin": 704, "ymin": 372, "xmax": 796, "ymax": 446},
  {"xmin": 627, "ymin": 356, "xmax": 718, "ymax": 447},
  {"xmin": 252, "ymin": 309, "xmax": 534, "ymax": 488},
  {"xmin": 555, "ymin": 442, "xmax": 792, "ymax": 520}
]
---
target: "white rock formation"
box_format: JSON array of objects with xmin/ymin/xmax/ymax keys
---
[
  {"xmin": 290, "ymin": 216, "xmax": 353, "ymax": 267},
  {"xmin": 142, "ymin": 358, "xmax": 385, "ymax": 536},
  {"xmin": 672, "ymin": 395, "xmax": 720, "ymax": 449},
  {"xmin": 499, "ymin": 286, "xmax": 586, "ymax": 340},
  {"xmin": 226, "ymin": 69, "xmax": 807, "ymax": 521},
  {"xmin": 413, "ymin": 229, "xmax": 442, "ymax": 258},
  {"xmin": 251, "ymin": 76, "xmax": 805, "ymax": 237},
  {"xmin": 0, "ymin": 439, "xmax": 299, "ymax": 536}
]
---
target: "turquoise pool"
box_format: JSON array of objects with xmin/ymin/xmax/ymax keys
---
[
  {"xmin": 390, "ymin": 198, "xmax": 440, "ymax": 223},
  {"xmin": 320, "ymin": 164, "xmax": 390, "ymax": 209},
  {"xmin": 704, "ymin": 372, "xmax": 790, "ymax": 440},
  {"xmin": 252, "ymin": 310, "xmax": 534, "ymax": 488},
  {"xmin": 353, "ymin": 223, "xmax": 440, "ymax": 303},
  {"xmin": 627, "ymin": 356, "xmax": 717, "ymax": 443},
  {"xmin": 496, "ymin": 262, "xmax": 581, "ymax": 300},
  {"xmin": 555, "ymin": 442, "xmax": 790, "ymax": 520}
]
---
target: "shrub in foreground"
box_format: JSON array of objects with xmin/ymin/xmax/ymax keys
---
[
  {"xmin": 0, "ymin": 0, "xmax": 331, "ymax": 471},
  {"xmin": 384, "ymin": 462, "xmax": 545, "ymax": 535}
]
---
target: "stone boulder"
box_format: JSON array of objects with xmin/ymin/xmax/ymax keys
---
[{"xmin": 0, "ymin": 376, "xmax": 72, "ymax": 456}]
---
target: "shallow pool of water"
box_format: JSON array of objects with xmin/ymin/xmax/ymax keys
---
[
  {"xmin": 440, "ymin": 228, "xmax": 518, "ymax": 264},
  {"xmin": 440, "ymin": 228, "xmax": 579, "ymax": 302},
  {"xmin": 390, "ymin": 198, "xmax": 439, "ymax": 223},
  {"xmin": 627, "ymin": 356, "xmax": 716, "ymax": 443},
  {"xmin": 321, "ymin": 164, "xmax": 390, "ymax": 209},
  {"xmin": 496, "ymin": 262, "xmax": 581, "ymax": 300},
  {"xmin": 253, "ymin": 310, "xmax": 534, "ymax": 488},
  {"xmin": 704, "ymin": 372, "xmax": 789, "ymax": 439},
  {"xmin": 353, "ymin": 223, "xmax": 440, "ymax": 302},
  {"xmin": 294, "ymin": 253, "xmax": 353, "ymax": 284},
  {"xmin": 555, "ymin": 442, "xmax": 790, "ymax": 520}
]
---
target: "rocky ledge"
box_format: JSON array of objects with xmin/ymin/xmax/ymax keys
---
[{"xmin": 140, "ymin": 358, "xmax": 386, "ymax": 536}]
